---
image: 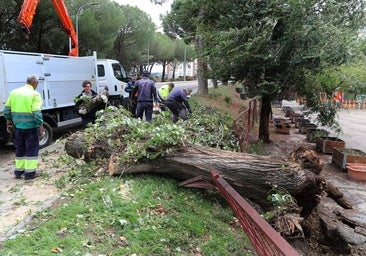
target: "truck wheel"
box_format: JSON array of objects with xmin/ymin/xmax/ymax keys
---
[{"xmin": 39, "ymin": 122, "xmax": 53, "ymax": 149}]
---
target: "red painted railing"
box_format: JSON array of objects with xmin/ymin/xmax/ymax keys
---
[
  {"xmin": 211, "ymin": 170, "xmax": 300, "ymax": 256},
  {"xmin": 233, "ymin": 98, "xmax": 259, "ymax": 152}
]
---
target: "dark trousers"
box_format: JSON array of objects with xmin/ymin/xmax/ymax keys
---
[
  {"xmin": 14, "ymin": 127, "xmax": 40, "ymax": 175},
  {"xmin": 165, "ymin": 101, "xmax": 187, "ymax": 123},
  {"xmin": 129, "ymin": 99, "xmax": 137, "ymax": 117},
  {"xmin": 81, "ymin": 113, "xmax": 96, "ymax": 128},
  {"xmin": 136, "ymin": 101, "xmax": 153, "ymax": 123}
]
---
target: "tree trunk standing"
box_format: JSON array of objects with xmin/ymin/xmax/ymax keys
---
[
  {"xmin": 196, "ymin": 58, "xmax": 208, "ymax": 94},
  {"xmin": 161, "ymin": 60, "xmax": 168, "ymax": 82},
  {"xmin": 195, "ymin": 9, "xmax": 209, "ymax": 95},
  {"xmin": 259, "ymin": 95, "xmax": 272, "ymax": 143}
]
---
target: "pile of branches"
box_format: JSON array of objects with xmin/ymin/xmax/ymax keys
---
[{"xmin": 65, "ymin": 104, "xmax": 239, "ymax": 164}]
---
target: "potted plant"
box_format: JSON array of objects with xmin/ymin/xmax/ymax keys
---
[
  {"xmin": 298, "ymin": 122, "xmax": 317, "ymax": 134},
  {"xmin": 295, "ymin": 118, "xmax": 310, "ymax": 128},
  {"xmin": 291, "ymin": 113, "xmax": 303, "ymax": 123},
  {"xmin": 306, "ymin": 129, "xmax": 329, "ymax": 143},
  {"xmin": 273, "ymin": 118, "xmax": 291, "ymax": 134},
  {"xmin": 332, "ymin": 148, "xmax": 366, "ymax": 170}
]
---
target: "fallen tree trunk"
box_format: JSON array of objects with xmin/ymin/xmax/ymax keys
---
[
  {"xmin": 66, "ymin": 132, "xmax": 324, "ymax": 212},
  {"xmin": 112, "ymin": 146, "xmax": 323, "ymax": 212}
]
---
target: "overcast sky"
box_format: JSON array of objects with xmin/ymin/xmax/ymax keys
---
[{"xmin": 112, "ymin": 0, "xmax": 172, "ymax": 28}]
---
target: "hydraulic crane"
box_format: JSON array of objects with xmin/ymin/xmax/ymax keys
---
[{"xmin": 17, "ymin": 0, "xmax": 79, "ymax": 56}]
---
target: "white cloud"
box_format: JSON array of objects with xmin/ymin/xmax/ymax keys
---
[{"xmin": 112, "ymin": 0, "xmax": 171, "ymax": 28}]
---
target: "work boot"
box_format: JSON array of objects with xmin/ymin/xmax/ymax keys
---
[
  {"xmin": 14, "ymin": 170, "xmax": 24, "ymax": 179},
  {"xmin": 24, "ymin": 172, "xmax": 41, "ymax": 180}
]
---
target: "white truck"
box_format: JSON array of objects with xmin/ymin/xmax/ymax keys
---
[{"xmin": 0, "ymin": 50, "xmax": 128, "ymax": 148}]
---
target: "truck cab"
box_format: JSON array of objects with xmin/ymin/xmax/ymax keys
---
[{"xmin": 97, "ymin": 59, "xmax": 128, "ymax": 106}]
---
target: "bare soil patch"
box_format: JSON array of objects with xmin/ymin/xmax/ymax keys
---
[{"xmin": 0, "ymin": 141, "xmax": 71, "ymax": 241}]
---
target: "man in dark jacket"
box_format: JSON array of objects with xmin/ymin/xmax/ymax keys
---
[
  {"xmin": 124, "ymin": 72, "xmax": 138, "ymax": 117},
  {"xmin": 131, "ymin": 70, "xmax": 157, "ymax": 123},
  {"xmin": 165, "ymin": 88, "xmax": 193, "ymax": 123}
]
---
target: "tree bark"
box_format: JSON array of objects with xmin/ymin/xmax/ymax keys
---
[
  {"xmin": 259, "ymin": 95, "xmax": 271, "ymax": 143},
  {"xmin": 64, "ymin": 130, "xmax": 323, "ymax": 213}
]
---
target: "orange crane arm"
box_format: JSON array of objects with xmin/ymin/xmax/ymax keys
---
[
  {"xmin": 17, "ymin": 0, "xmax": 40, "ymax": 34},
  {"xmin": 17, "ymin": 0, "xmax": 79, "ymax": 56}
]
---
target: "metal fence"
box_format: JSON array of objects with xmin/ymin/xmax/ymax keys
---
[
  {"xmin": 233, "ymin": 98, "xmax": 259, "ymax": 152},
  {"xmin": 211, "ymin": 170, "xmax": 300, "ymax": 256}
]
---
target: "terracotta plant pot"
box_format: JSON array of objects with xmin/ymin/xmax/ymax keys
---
[
  {"xmin": 315, "ymin": 136, "xmax": 345, "ymax": 154},
  {"xmin": 332, "ymin": 148, "xmax": 366, "ymax": 170},
  {"xmin": 347, "ymin": 163, "xmax": 366, "ymax": 181}
]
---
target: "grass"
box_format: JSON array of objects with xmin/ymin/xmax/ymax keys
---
[
  {"xmin": 192, "ymin": 84, "xmax": 247, "ymax": 118},
  {"xmin": 0, "ymin": 172, "xmax": 254, "ymax": 255},
  {"xmin": 0, "ymin": 84, "xmax": 256, "ymax": 255}
]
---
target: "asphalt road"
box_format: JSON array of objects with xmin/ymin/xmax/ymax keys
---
[
  {"xmin": 336, "ymin": 109, "xmax": 366, "ymax": 152},
  {"xmin": 282, "ymin": 100, "xmax": 366, "ymax": 152}
]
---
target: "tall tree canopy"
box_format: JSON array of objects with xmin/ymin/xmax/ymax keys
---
[{"xmin": 164, "ymin": 0, "xmax": 366, "ymax": 142}]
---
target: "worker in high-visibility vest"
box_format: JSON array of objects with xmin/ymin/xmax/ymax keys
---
[
  {"xmin": 157, "ymin": 82, "xmax": 175, "ymax": 111},
  {"xmin": 4, "ymin": 74, "xmax": 44, "ymax": 180}
]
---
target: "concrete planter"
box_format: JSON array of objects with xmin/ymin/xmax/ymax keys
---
[
  {"xmin": 316, "ymin": 136, "xmax": 345, "ymax": 154},
  {"xmin": 291, "ymin": 113, "xmax": 303, "ymax": 123},
  {"xmin": 295, "ymin": 118, "xmax": 310, "ymax": 128},
  {"xmin": 332, "ymin": 148, "xmax": 366, "ymax": 170},
  {"xmin": 273, "ymin": 118, "xmax": 291, "ymax": 134},
  {"xmin": 298, "ymin": 123, "xmax": 317, "ymax": 134}
]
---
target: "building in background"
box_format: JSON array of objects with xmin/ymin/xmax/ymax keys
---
[{"xmin": 151, "ymin": 60, "xmax": 197, "ymax": 80}]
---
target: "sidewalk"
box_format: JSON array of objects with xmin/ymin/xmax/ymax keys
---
[{"xmin": 265, "ymin": 103, "xmax": 366, "ymax": 255}]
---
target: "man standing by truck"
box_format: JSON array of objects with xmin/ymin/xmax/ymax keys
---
[{"xmin": 3, "ymin": 74, "xmax": 44, "ymax": 180}]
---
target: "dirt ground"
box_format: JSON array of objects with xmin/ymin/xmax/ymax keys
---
[{"xmin": 0, "ymin": 141, "xmax": 72, "ymax": 241}]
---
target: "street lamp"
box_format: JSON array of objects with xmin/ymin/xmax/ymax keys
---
[{"xmin": 75, "ymin": 2, "xmax": 98, "ymax": 45}]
